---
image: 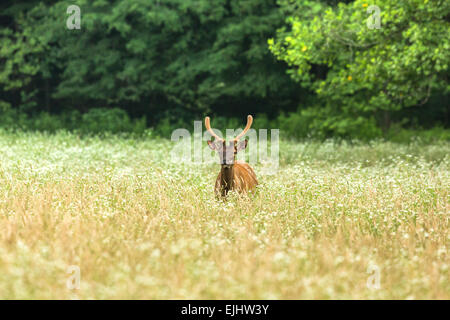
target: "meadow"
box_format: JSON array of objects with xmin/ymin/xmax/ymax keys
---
[{"xmin": 0, "ymin": 130, "xmax": 448, "ymax": 299}]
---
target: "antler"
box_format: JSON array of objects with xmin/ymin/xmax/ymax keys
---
[
  {"xmin": 233, "ymin": 115, "xmax": 253, "ymax": 141},
  {"xmin": 205, "ymin": 116, "xmax": 224, "ymax": 141}
]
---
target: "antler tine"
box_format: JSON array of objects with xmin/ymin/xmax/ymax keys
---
[
  {"xmin": 205, "ymin": 116, "xmax": 224, "ymax": 141},
  {"xmin": 233, "ymin": 115, "xmax": 253, "ymax": 141}
]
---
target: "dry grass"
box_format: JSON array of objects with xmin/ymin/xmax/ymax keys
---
[{"xmin": 0, "ymin": 131, "xmax": 448, "ymax": 299}]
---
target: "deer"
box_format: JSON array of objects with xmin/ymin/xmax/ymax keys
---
[{"xmin": 205, "ymin": 115, "xmax": 258, "ymax": 198}]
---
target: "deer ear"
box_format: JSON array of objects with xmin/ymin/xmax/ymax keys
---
[
  {"xmin": 236, "ymin": 139, "xmax": 248, "ymax": 152},
  {"xmin": 207, "ymin": 140, "xmax": 216, "ymax": 150}
]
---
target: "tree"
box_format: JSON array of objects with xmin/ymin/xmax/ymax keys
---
[
  {"xmin": 1, "ymin": 0, "xmax": 299, "ymax": 127},
  {"xmin": 270, "ymin": 0, "xmax": 450, "ymax": 138}
]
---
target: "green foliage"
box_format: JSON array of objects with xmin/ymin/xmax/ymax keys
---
[
  {"xmin": 80, "ymin": 108, "xmax": 146, "ymax": 134},
  {"xmin": 0, "ymin": 0, "xmax": 448, "ymax": 140},
  {"xmin": 0, "ymin": 107, "xmax": 146, "ymax": 135},
  {"xmin": 275, "ymin": 106, "xmax": 381, "ymax": 140},
  {"xmin": 270, "ymin": 0, "xmax": 450, "ymax": 138},
  {"xmin": 387, "ymin": 125, "xmax": 450, "ymax": 144},
  {"xmin": 0, "ymin": 6, "xmax": 45, "ymax": 112},
  {"xmin": 0, "ymin": 0, "xmax": 295, "ymax": 124}
]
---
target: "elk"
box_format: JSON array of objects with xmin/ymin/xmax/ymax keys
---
[{"xmin": 205, "ymin": 115, "xmax": 258, "ymax": 197}]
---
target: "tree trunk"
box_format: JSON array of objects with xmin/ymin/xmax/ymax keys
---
[{"xmin": 382, "ymin": 110, "xmax": 391, "ymax": 135}]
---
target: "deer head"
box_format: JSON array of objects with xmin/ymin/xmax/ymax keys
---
[{"xmin": 205, "ymin": 115, "xmax": 253, "ymax": 166}]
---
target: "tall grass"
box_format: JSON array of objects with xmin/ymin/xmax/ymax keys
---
[{"xmin": 0, "ymin": 131, "xmax": 448, "ymax": 299}]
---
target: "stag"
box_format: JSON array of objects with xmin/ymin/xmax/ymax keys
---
[{"xmin": 205, "ymin": 115, "xmax": 258, "ymax": 197}]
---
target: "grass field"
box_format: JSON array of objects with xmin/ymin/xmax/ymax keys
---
[{"xmin": 0, "ymin": 131, "xmax": 448, "ymax": 299}]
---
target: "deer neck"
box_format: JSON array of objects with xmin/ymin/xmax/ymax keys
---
[{"xmin": 220, "ymin": 165, "xmax": 235, "ymax": 191}]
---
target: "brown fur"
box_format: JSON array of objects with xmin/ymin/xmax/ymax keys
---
[{"xmin": 214, "ymin": 161, "xmax": 258, "ymax": 197}]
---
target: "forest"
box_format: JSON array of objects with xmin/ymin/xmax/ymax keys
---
[{"xmin": 0, "ymin": 0, "xmax": 448, "ymax": 140}]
